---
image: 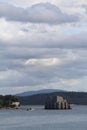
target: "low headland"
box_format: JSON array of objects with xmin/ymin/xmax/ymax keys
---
[{"xmin": 0, "ymin": 95, "xmax": 20, "ymax": 109}]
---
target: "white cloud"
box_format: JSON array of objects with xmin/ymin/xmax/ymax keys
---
[
  {"xmin": 25, "ymin": 58, "xmax": 60, "ymax": 66},
  {"xmin": 59, "ymin": 78, "xmax": 80, "ymax": 87},
  {"xmin": 0, "ymin": 19, "xmax": 23, "ymax": 42},
  {"xmin": 1, "ymin": 18, "xmax": 87, "ymax": 49}
]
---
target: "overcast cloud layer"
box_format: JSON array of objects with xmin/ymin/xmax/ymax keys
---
[
  {"xmin": 0, "ymin": 3, "xmax": 79, "ymax": 24},
  {"xmin": 0, "ymin": 0, "xmax": 87, "ymax": 94}
]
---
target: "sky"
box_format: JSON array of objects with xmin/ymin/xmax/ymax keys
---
[{"xmin": 0, "ymin": 0, "xmax": 87, "ymax": 94}]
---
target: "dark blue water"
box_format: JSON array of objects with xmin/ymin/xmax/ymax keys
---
[{"xmin": 0, "ymin": 105, "xmax": 87, "ymax": 130}]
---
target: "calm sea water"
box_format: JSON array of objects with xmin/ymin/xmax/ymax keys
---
[{"xmin": 0, "ymin": 105, "xmax": 87, "ymax": 130}]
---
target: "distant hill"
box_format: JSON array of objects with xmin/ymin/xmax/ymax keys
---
[
  {"xmin": 17, "ymin": 91, "xmax": 87, "ymax": 105},
  {"xmin": 16, "ymin": 89, "xmax": 65, "ymax": 96}
]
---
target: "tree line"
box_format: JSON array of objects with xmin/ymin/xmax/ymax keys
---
[
  {"xmin": 17, "ymin": 91, "xmax": 87, "ymax": 105},
  {"xmin": 0, "ymin": 95, "xmax": 18, "ymax": 108}
]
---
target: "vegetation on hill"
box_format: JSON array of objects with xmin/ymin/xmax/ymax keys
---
[
  {"xmin": 0, "ymin": 95, "xmax": 18, "ymax": 108},
  {"xmin": 17, "ymin": 92, "xmax": 87, "ymax": 105}
]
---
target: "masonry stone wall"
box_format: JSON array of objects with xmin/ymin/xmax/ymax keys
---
[{"xmin": 45, "ymin": 96, "xmax": 71, "ymax": 110}]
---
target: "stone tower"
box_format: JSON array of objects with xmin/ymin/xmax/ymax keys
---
[{"xmin": 45, "ymin": 96, "xmax": 71, "ymax": 109}]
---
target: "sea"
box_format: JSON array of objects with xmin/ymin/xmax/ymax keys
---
[{"xmin": 0, "ymin": 105, "xmax": 87, "ymax": 130}]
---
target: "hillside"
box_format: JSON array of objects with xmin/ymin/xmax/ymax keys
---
[
  {"xmin": 17, "ymin": 91, "xmax": 87, "ymax": 105},
  {"xmin": 16, "ymin": 89, "xmax": 65, "ymax": 96}
]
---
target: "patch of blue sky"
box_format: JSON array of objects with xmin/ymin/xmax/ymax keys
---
[
  {"xmin": 64, "ymin": 24, "xmax": 87, "ymax": 35},
  {"xmin": 63, "ymin": 28, "xmax": 81, "ymax": 35},
  {"xmin": 0, "ymin": 0, "xmax": 8, "ymax": 3},
  {"xmin": 0, "ymin": 0, "xmax": 6, "ymax": 2}
]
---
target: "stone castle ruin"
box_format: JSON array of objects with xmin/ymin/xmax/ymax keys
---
[{"xmin": 45, "ymin": 96, "xmax": 71, "ymax": 109}]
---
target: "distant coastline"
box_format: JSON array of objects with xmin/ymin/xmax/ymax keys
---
[
  {"xmin": 1, "ymin": 91, "xmax": 87, "ymax": 109},
  {"xmin": 17, "ymin": 91, "xmax": 87, "ymax": 105}
]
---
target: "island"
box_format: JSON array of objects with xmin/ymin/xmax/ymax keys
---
[{"xmin": 45, "ymin": 96, "xmax": 71, "ymax": 109}]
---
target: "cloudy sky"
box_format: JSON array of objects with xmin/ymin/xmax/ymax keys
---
[{"xmin": 0, "ymin": 0, "xmax": 87, "ymax": 94}]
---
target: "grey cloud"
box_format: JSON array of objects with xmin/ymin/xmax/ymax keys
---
[
  {"xmin": 51, "ymin": 35, "xmax": 87, "ymax": 49},
  {"xmin": 0, "ymin": 3, "xmax": 25, "ymax": 21},
  {"xmin": 0, "ymin": 60, "xmax": 87, "ymax": 88},
  {"xmin": 1, "ymin": 31, "xmax": 87, "ymax": 49},
  {"xmin": 27, "ymin": 3, "xmax": 79, "ymax": 24},
  {"xmin": 0, "ymin": 2, "xmax": 79, "ymax": 24},
  {"xmin": 13, "ymin": 31, "xmax": 87, "ymax": 48},
  {"xmin": 0, "ymin": 2, "xmax": 87, "ymax": 93},
  {"xmin": 82, "ymin": 5, "xmax": 87, "ymax": 13},
  {"xmin": 0, "ymin": 48, "xmax": 87, "ymax": 88}
]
